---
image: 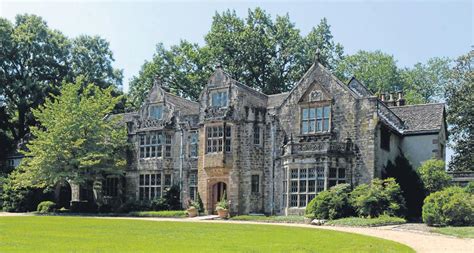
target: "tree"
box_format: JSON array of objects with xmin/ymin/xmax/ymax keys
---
[
  {"xmin": 69, "ymin": 35, "xmax": 123, "ymax": 89},
  {"xmin": 335, "ymin": 50, "xmax": 401, "ymax": 93},
  {"xmin": 445, "ymin": 50, "xmax": 474, "ymax": 172},
  {"xmin": 0, "ymin": 14, "xmax": 70, "ymax": 143},
  {"xmin": 418, "ymin": 159, "xmax": 452, "ymax": 194},
  {"xmin": 400, "ymin": 57, "xmax": 451, "ymax": 103},
  {"xmin": 0, "ymin": 14, "xmax": 124, "ymax": 160},
  {"xmin": 10, "ymin": 80, "xmax": 127, "ymax": 189},
  {"xmin": 128, "ymin": 8, "xmax": 344, "ymax": 108},
  {"xmin": 383, "ymin": 153, "xmax": 426, "ymax": 219}
]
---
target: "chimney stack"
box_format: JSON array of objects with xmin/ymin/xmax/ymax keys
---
[{"xmin": 397, "ymin": 91, "xmax": 405, "ymax": 106}]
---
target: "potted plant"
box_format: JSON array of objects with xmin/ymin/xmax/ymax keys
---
[
  {"xmin": 186, "ymin": 200, "xmax": 199, "ymax": 218},
  {"xmin": 216, "ymin": 191, "xmax": 229, "ymax": 219}
]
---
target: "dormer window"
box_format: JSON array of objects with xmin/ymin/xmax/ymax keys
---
[
  {"xmin": 149, "ymin": 105, "xmax": 163, "ymax": 120},
  {"xmin": 211, "ymin": 91, "xmax": 228, "ymax": 108},
  {"xmin": 301, "ymin": 105, "xmax": 330, "ymax": 134}
]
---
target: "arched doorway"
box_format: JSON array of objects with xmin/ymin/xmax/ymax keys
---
[
  {"xmin": 211, "ymin": 182, "xmax": 227, "ymax": 213},
  {"xmin": 55, "ymin": 181, "xmax": 72, "ymax": 209}
]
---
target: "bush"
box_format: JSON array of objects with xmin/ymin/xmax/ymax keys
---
[
  {"xmin": 129, "ymin": 210, "xmax": 187, "ymax": 218},
  {"xmin": 305, "ymin": 184, "xmax": 354, "ymax": 220},
  {"xmin": 418, "ymin": 159, "xmax": 452, "ymax": 194},
  {"xmin": 196, "ymin": 193, "xmax": 204, "ymax": 213},
  {"xmin": 351, "ymin": 178, "xmax": 406, "ymax": 218},
  {"xmin": 422, "ymin": 186, "xmax": 474, "ymax": 226},
  {"xmin": 150, "ymin": 198, "xmax": 169, "ymax": 211},
  {"xmin": 465, "ymin": 182, "xmax": 474, "ymax": 194},
  {"xmin": 325, "ymin": 215, "xmax": 406, "ymax": 227},
  {"xmin": 116, "ymin": 200, "xmax": 150, "ymax": 213},
  {"xmin": 37, "ymin": 201, "xmax": 56, "ymax": 214},
  {"xmin": 163, "ymin": 185, "xmax": 181, "ymax": 210},
  {"xmin": 2, "ymin": 176, "xmax": 54, "ymax": 212}
]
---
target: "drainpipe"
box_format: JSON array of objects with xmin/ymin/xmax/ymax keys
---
[
  {"xmin": 270, "ymin": 114, "xmax": 276, "ymax": 216},
  {"xmin": 179, "ymin": 123, "xmax": 184, "ymax": 207}
]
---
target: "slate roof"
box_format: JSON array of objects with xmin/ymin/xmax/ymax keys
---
[
  {"xmin": 389, "ymin": 103, "xmax": 445, "ymax": 134},
  {"xmin": 163, "ymin": 91, "xmax": 199, "ymax": 116},
  {"xmin": 267, "ymin": 92, "xmax": 290, "ymax": 109}
]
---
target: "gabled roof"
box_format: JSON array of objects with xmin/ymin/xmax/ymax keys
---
[
  {"xmin": 163, "ymin": 91, "xmax": 199, "ymax": 116},
  {"xmin": 267, "ymin": 92, "xmax": 290, "ymax": 109},
  {"xmin": 389, "ymin": 103, "xmax": 445, "ymax": 134}
]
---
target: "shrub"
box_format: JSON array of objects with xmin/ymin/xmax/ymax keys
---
[
  {"xmin": 305, "ymin": 184, "xmax": 354, "ymax": 220},
  {"xmin": 422, "ymin": 186, "xmax": 474, "ymax": 226},
  {"xmin": 351, "ymin": 178, "xmax": 406, "ymax": 218},
  {"xmin": 418, "ymin": 159, "xmax": 452, "ymax": 194},
  {"xmin": 196, "ymin": 193, "xmax": 204, "ymax": 213},
  {"xmin": 37, "ymin": 201, "xmax": 56, "ymax": 214},
  {"xmin": 150, "ymin": 198, "xmax": 169, "ymax": 211},
  {"xmin": 325, "ymin": 215, "xmax": 406, "ymax": 227},
  {"xmin": 2, "ymin": 176, "xmax": 54, "ymax": 212},
  {"xmin": 465, "ymin": 182, "xmax": 474, "ymax": 194},
  {"xmin": 129, "ymin": 210, "xmax": 187, "ymax": 218},
  {"xmin": 116, "ymin": 200, "xmax": 150, "ymax": 213},
  {"xmin": 163, "ymin": 185, "xmax": 181, "ymax": 210}
]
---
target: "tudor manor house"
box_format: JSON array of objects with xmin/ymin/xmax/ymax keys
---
[{"xmin": 80, "ymin": 59, "xmax": 446, "ymax": 216}]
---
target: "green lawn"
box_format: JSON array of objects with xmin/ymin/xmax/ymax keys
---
[
  {"xmin": 0, "ymin": 216, "xmax": 414, "ymax": 253},
  {"xmin": 430, "ymin": 226, "xmax": 474, "ymax": 238},
  {"xmin": 230, "ymin": 215, "xmax": 305, "ymax": 223}
]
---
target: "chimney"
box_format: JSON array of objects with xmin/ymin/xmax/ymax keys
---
[
  {"xmin": 380, "ymin": 93, "xmax": 385, "ymax": 102},
  {"xmin": 397, "ymin": 91, "xmax": 406, "ymax": 106},
  {"xmin": 388, "ymin": 93, "xmax": 396, "ymax": 106}
]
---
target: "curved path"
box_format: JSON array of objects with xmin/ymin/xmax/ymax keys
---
[{"xmin": 1, "ymin": 213, "xmax": 472, "ymax": 252}]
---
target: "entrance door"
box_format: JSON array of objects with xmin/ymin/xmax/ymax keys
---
[{"xmin": 211, "ymin": 182, "xmax": 227, "ymax": 213}]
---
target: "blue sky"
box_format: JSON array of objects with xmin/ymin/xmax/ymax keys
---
[
  {"xmin": 1, "ymin": 0, "xmax": 472, "ymax": 166},
  {"xmin": 1, "ymin": 0, "xmax": 472, "ymax": 93}
]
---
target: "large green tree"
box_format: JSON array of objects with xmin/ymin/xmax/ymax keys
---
[
  {"xmin": 128, "ymin": 8, "xmax": 344, "ymax": 108},
  {"xmin": 335, "ymin": 50, "xmax": 401, "ymax": 93},
  {"xmin": 400, "ymin": 57, "xmax": 451, "ymax": 104},
  {"xmin": 10, "ymin": 80, "xmax": 127, "ymax": 188},
  {"xmin": 0, "ymin": 14, "xmax": 123, "ymax": 160},
  {"xmin": 446, "ymin": 50, "xmax": 473, "ymax": 172}
]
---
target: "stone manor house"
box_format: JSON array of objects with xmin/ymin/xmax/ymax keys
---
[{"xmin": 96, "ymin": 60, "xmax": 446, "ymax": 215}]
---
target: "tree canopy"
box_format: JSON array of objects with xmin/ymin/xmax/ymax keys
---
[
  {"xmin": 128, "ymin": 8, "xmax": 344, "ymax": 108},
  {"xmin": 446, "ymin": 50, "xmax": 474, "ymax": 172},
  {"xmin": 10, "ymin": 80, "xmax": 127, "ymax": 188},
  {"xmin": 0, "ymin": 14, "xmax": 123, "ymax": 168}
]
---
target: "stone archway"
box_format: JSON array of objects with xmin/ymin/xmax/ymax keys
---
[
  {"xmin": 54, "ymin": 181, "xmax": 72, "ymax": 209},
  {"xmin": 210, "ymin": 182, "xmax": 227, "ymax": 213}
]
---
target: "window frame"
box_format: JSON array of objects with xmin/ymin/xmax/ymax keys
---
[
  {"xmin": 149, "ymin": 105, "xmax": 163, "ymax": 120},
  {"xmin": 139, "ymin": 131, "xmax": 172, "ymax": 159},
  {"xmin": 251, "ymin": 175, "xmax": 260, "ymax": 193},
  {"xmin": 139, "ymin": 173, "xmax": 162, "ymax": 201},
  {"xmin": 300, "ymin": 104, "xmax": 331, "ymax": 135},
  {"xmin": 211, "ymin": 91, "xmax": 228, "ymax": 108},
  {"xmin": 205, "ymin": 125, "xmax": 231, "ymax": 154}
]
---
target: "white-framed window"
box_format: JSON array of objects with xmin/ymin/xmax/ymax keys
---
[
  {"xmin": 139, "ymin": 131, "xmax": 172, "ymax": 159},
  {"xmin": 211, "ymin": 91, "xmax": 228, "ymax": 108},
  {"xmin": 206, "ymin": 125, "xmax": 231, "ymax": 154},
  {"xmin": 301, "ymin": 105, "xmax": 330, "ymax": 134},
  {"xmin": 286, "ymin": 167, "xmax": 325, "ymax": 208},
  {"xmin": 189, "ymin": 131, "xmax": 198, "ymax": 157},
  {"xmin": 189, "ymin": 171, "xmax": 198, "ymax": 201},
  {"xmin": 149, "ymin": 105, "xmax": 163, "ymax": 120},
  {"xmin": 254, "ymin": 126, "xmax": 261, "ymax": 145},
  {"xmin": 139, "ymin": 173, "xmax": 161, "ymax": 200}
]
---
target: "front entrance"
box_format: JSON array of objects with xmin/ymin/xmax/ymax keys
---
[
  {"xmin": 211, "ymin": 182, "xmax": 227, "ymax": 213},
  {"xmin": 55, "ymin": 181, "xmax": 72, "ymax": 209}
]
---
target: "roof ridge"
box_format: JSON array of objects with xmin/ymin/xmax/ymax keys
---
[
  {"xmin": 389, "ymin": 102, "xmax": 445, "ymax": 108},
  {"xmin": 164, "ymin": 91, "xmax": 199, "ymax": 105}
]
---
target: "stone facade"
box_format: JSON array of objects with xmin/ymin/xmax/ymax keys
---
[{"xmin": 118, "ymin": 61, "xmax": 447, "ymax": 215}]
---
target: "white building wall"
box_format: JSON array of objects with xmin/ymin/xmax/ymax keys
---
[{"xmin": 401, "ymin": 134, "xmax": 439, "ymax": 169}]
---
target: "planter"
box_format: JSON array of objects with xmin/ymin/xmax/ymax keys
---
[
  {"xmin": 217, "ymin": 208, "xmax": 229, "ymax": 219},
  {"xmin": 187, "ymin": 207, "xmax": 198, "ymax": 218}
]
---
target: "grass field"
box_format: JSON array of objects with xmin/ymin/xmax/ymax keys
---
[
  {"xmin": 0, "ymin": 216, "xmax": 414, "ymax": 252},
  {"xmin": 430, "ymin": 226, "xmax": 474, "ymax": 238}
]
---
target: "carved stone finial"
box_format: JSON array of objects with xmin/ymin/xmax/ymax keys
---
[
  {"xmin": 153, "ymin": 75, "xmax": 162, "ymax": 87},
  {"xmin": 314, "ymin": 48, "xmax": 321, "ymax": 63},
  {"xmin": 216, "ymin": 63, "xmax": 223, "ymax": 69}
]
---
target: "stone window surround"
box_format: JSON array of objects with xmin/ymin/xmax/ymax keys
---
[
  {"xmin": 205, "ymin": 123, "xmax": 232, "ymax": 154},
  {"xmin": 148, "ymin": 104, "xmax": 164, "ymax": 120},
  {"xmin": 103, "ymin": 176, "xmax": 119, "ymax": 197},
  {"xmin": 138, "ymin": 131, "xmax": 172, "ymax": 159},
  {"xmin": 283, "ymin": 160, "xmax": 348, "ymax": 209},
  {"xmin": 299, "ymin": 100, "xmax": 332, "ymax": 135},
  {"xmin": 138, "ymin": 172, "xmax": 173, "ymax": 201},
  {"xmin": 210, "ymin": 90, "xmax": 228, "ymax": 108},
  {"xmin": 251, "ymin": 174, "xmax": 260, "ymax": 194},
  {"xmin": 189, "ymin": 130, "xmax": 199, "ymax": 158},
  {"xmin": 188, "ymin": 171, "xmax": 198, "ymax": 201},
  {"xmin": 253, "ymin": 125, "xmax": 262, "ymax": 145}
]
